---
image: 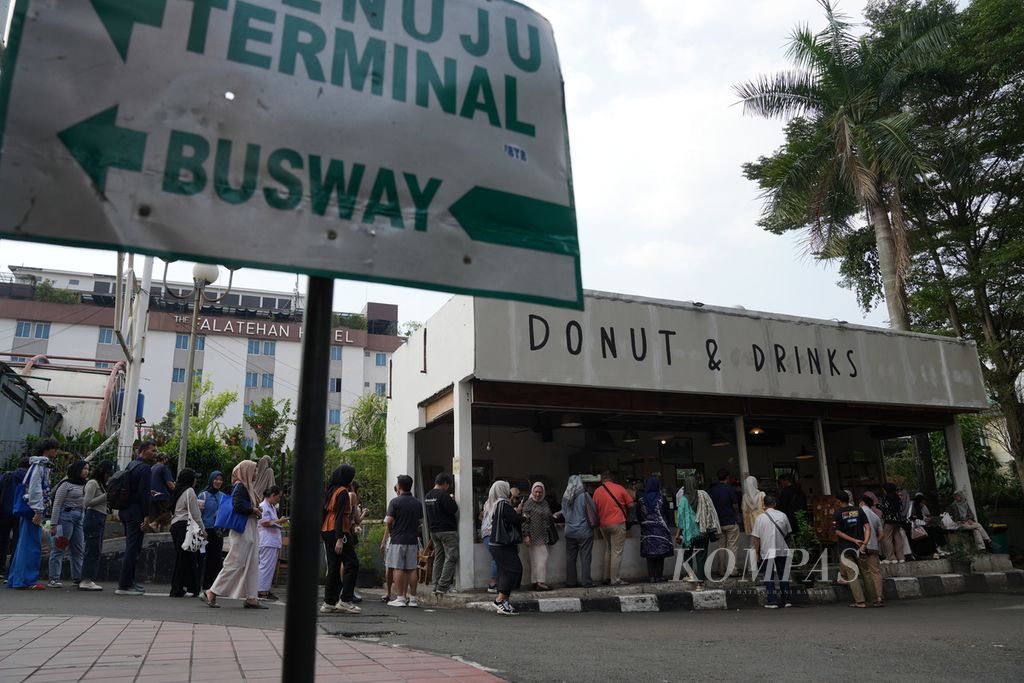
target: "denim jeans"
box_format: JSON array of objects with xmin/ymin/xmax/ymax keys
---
[
  {"xmin": 761, "ymin": 556, "xmax": 792, "ymax": 606},
  {"xmin": 481, "ymin": 535, "xmax": 498, "ymax": 585},
  {"xmin": 119, "ymin": 516, "xmax": 144, "ymax": 589},
  {"xmin": 81, "ymin": 509, "xmax": 106, "ymax": 582},
  {"xmin": 49, "ymin": 508, "xmax": 85, "ymax": 582}
]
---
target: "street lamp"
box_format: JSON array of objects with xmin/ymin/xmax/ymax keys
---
[{"xmin": 164, "ymin": 262, "xmax": 234, "ymax": 470}]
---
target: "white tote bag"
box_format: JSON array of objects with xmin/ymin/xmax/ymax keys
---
[{"xmin": 182, "ymin": 518, "xmax": 204, "ymax": 552}]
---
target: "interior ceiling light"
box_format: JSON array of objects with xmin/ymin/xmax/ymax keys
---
[
  {"xmin": 561, "ymin": 413, "xmax": 583, "ymax": 428},
  {"xmin": 653, "ymin": 433, "xmax": 673, "ymax": 445},
  {"xmin": 796, "ymin": 444, "xmax": 815, "ymax": 460},
  {"xmin": 623, "ymin": 428, "xmax": 639, "ymax": 443},
  {"xmin": 748, "ymin": 426, "xmax": 765, "ymax": 436}
]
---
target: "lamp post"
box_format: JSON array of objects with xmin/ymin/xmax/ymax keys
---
[{"xmin": 164, "ymin": 262, "xmax": 232, "ymax": 471}]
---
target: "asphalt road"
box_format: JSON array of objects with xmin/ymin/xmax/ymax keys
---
[{"xmin": 3, "ymin": 587, "xmax": 1022, "ymax": 682}]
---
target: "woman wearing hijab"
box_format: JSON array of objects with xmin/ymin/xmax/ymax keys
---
[
  {"xmin": 7, "ymin": 439, "xmax": 56, "ymax": 590},
  {"xmin": 561, "ymin": 475, "xmax": 596, "ymax": 588},
  {"xmin": 674, "ymin": 477, "xmax": 708, "ymax": 582},
  {"xmin": 79, "ymin": 460, "xmax": 113, "ymax": 591},
  {"xmin": 197, "ymin": 471, "xmax": 228, "ymax": 590},
  {"xmin": 479, "ymin": 481, "xmax": 502, "ymax": 593},
  {"xmin": 169, "ymin": 468, "xmax": 204, "ymax": 598},
  {"xmin": 906, "ymin": 492, "xmax": 939, "ymax": 559},
  {"xmin": 204, "ymin": 460, "xmax": 265, "ymax": 609},
  {"xmin": 522, "ymin": 482, "xmax": 555, "ymax": 591},
  {"xmin": 488, "ymin": 480, "xmax": 526, "ymax": 614},
  {"xmin": 320, "ymin": 464, "xmax": 360, "ymax": 614},
  {"xmin": 741, "ymin": 476, "xmax": 766, "ymax": 533},
  {"xmin": 951, "ymin": 490, "xmax": 992, "ymax": 551},
  {"xmin": 48, "ymin": 460, "xmax": 90, "ymax": 588},
  {"xmin": 638, "ymin": 477, "xmax": 672, "ymax": 582}
]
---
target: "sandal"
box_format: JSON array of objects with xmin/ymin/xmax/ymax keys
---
[
  {"xmin": 872, "ymin": 601, "xmax": 884, "ymax": 608},
  {"xmin": 849, "ymin": 603, "xmax": 867, "ymax": 609},
  {"xmin": 244, "ymin": 600, "xmax": 269, "ymax": 609},
  {"xmin": 201, "ymin": 591, "xmax": 220, "ymax": 608}
]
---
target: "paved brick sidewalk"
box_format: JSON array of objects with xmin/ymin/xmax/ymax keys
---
[{"xmin": 0, "ymin": 615, "xmax": 503, "ymax": 683}]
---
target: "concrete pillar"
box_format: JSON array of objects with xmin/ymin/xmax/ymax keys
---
[
  {"xmin": 452, "ymin": 380, "xmax": 476, "ymax": 589},
  {"xmin": 734, "ymin": 416, "xmax": 750, "ymax": 477},
  {"xmin": 814, "ymin": 419, "xmax": 832, "ymax": 495},
  {"xmin": 945, "ymin": 421, "xmax": 977, "ymax": 517}
]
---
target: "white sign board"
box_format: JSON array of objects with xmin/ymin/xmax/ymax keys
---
[
  {"xmin": 0, "ymin": 0, "xmax": 582, "ymax": 308},
  {"xmin": 473, "ymin": 293, "xmax": 989, "ymax": 410}
]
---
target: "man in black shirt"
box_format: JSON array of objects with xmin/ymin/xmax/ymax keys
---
[
  {"xmin": 425, "ymin": 473, "xmax": 459, "ymax": 595},
  {"xmin": 116, "ymin": 440, "xmax": 157, "ymax": 595},
  {"xmin": 833, "ymin": 490, "xmax": 869, "ymax": 608}
]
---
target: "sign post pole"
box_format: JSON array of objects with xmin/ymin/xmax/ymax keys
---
[{"xmin": 282, "ymin": 275, "xmax": 333, "ymax": 682}]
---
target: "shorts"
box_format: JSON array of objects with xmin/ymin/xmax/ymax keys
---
[{"xmin": 385, "ymin": 543, "xmax": 419, "ymax": 570}]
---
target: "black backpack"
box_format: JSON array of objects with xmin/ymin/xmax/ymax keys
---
[{"xmin": 106, "ymin": 461, "xmax": 139, "ymax": 510}]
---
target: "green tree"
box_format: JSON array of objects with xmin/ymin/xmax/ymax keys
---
[
  {"xmin": 735, "ymin": 0, "xmax": 951, "ymax": 331},
  {"xmin": 33, "ymin": 279, "xmax": 80, "ymax": 305},
  {"xmin": 243, "ymin": 397, "xmax": 294, "ymax": 459},
  {"xmin": 341, "ymin": 393, "xmax": 387, "ymax": 451}
]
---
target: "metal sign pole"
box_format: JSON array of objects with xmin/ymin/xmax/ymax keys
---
[{"xmin": 282, "ymin": 275, "xmax": 332, "ymax": 682}]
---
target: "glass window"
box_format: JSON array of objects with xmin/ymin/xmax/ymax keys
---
[
  {"xmin": 330, "ymin": 345, "xmax": 342, "ymax": 361},
  {"xmin": 244, "ymin": 404, "xmax": 254, "ymax": 417},
  {"xmin": 194, "ymin": 369, "xmax": 203, "ymax": 381},
  {"xmin": 375, "ymin": 352, "xmax": 387, "ymax": 366},
  {"xmin": 15, "ymin": 321, "xmax": 32, "ymax": 338},
  {"xmin": 10, "ymin": 356, "xmax": 27, "ymax": 363},
  {"xmin": 328, "ymin": 378, "xmax": 341, "ymax": 393},
  {"xmin": 263, "ymin": 341, "xmax": 276, "ymax": 356},
  {"xmin": 172, "ymin": 367, "xmax": 186, "ymax": 383},
  {"xmin": 328, "ymin": 409, "xmax": 341, "ymax": 425},
  {"xmin": 169, "ymin": 401, "xmax": 177, "ymax": 413},
  {"xmin": 245, "ymin": 371, "xmax": 258, "ymax": 388},
  {"xmin": 68, "ymin": 279, "xmax": 80, "ymax": 286},
  {"xmin": 247, "ymin": 339, "xmax": 260, "ymax": 355},
  {"xmin": 98, "ymin": 327, "xmax": 114, "ymax": 345},
  {"xmin": 95, "ymin": 361, "xmax": 111, "ymax": 369},
  {"xmin": 261, "ymin": 373, "xmax": 274, "ymax": 388},
  {"xmin": 374, "ymin": 382, "xmax": 386, "ymax": 397},
  {"xmin": 34, "ymin": 322, "xmax": 50, "ymax": 339},
  {"xmin": 195, "ymin": 335, "xmax": 205, "ymax": 351},
  {"xmin": 175, "ymin": 333, "xmax": 189, "ymax": 349}
]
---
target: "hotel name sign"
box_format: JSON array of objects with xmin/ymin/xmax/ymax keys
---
[
  {"xmin": 473, "ymin": 295, "xmax": 989, "ymax": 410},
  {"xmin": 151, "ymin": 312, "xmax": 364, "ymax": 345}
]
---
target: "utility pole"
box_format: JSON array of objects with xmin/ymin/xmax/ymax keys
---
[
  {"xmin": 117, "ymin": 256, "xmax": 152, "ymax": 469},
  {"xmin": 177, "ymin": 285, "xmax": 203, "ymax": 471}
]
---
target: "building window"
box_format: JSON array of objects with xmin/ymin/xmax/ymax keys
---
[
  {"xmin": 68, "ymin": 279, "xmax": 79, "ymax": 286},
  {"xmin": 263, "ymin": 341, "xmax": 276, "ymax": 356},
  {"xmin": 15, "ymin": 321, "xmax": 32, "ymax": 338},
  {"xmin": 247, "ymin": 339, "xmax": 260, "ymax": 355},
  {"xmin": 245, "ymin": 371, "xmax": 258, "ymax": 388},
  {"xmin": 375, "ymin": 352, "xmax": 387, "ymax": 367},
  {"xmin": 374, "ymin": 382, "xmax": 386, "ymax": 397},
  {"xmin": 172, "ymin": 367, "xmax": 186, "ymax": 383},
  {"xmin": 10, "ymin": 356, "xmax": 27, "ymax": 363},
  {"xmin": 261, "ymin": 373, "xmax": 274, "ymax": 388},
  {"xmin": 328, "ymin": 378, "xmax": 341, "ymax": 393},
  {"xmin": 195, "ymin": 335, "xmax": 206, "ymax": 351},
  {"xmin": 330, "ymin": 345, "xmax": 342, "ymax": 361},
  {"xmin": 194, "ymin": 369, "xmax": 203, "ymax": 382},
  {"xmin": 363, "ymin": 381, "xmax": 370, "ymax": 388},
  {"xmin": 33, "ymin": 322, "xmax": 50, "ymax": 339},
  {"xmin": 328, "ymin": 409, "xmax": 341, "ymax": 425},
  {"xmin": 243, "ymin": 404, "xmax": 254, "ymax": 417},
  {"xmin": 98, "ymin": 327, "xmax": 114, "ymax": 345},
  {"xmin": 364, "ymin": 350, "xmax": 370, "ymax": 357},
  {"xmin": 95, "ymin": 361, "xmax": 111, "ymax": 369},
  {"xmin": 175, "ymin": 334, "xmax": 189, "ymax": 349},
  {"xmin": 169, "ymin": 401, "xmax": 177, "ymax": 413}
]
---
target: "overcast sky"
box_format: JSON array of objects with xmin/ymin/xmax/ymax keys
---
[{"xmin": 0, "ymin": 0, "xmax": 888, "ymax": 327}]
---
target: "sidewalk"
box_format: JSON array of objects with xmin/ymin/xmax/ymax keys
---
[{"xmin": 0, "ymin": 615, "xmax": 502, "ymax": 683}]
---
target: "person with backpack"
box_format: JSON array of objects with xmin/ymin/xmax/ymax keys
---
[
  {"xmin": 79, "ymin": 461, "xmax": 113, "ymax": 591},
  {"xmin": 197, "ymin": 470, "xmax": 228, "ymax": 590},
  {"xmin": 47, "ymin": 460, "xmax": 89, "ymax": 588},
  {"xmin": 561, "ymin": 475, "xmax": 597, "ymax": 588},
  {"xmin": 6, "ymin": 439, "xmax": 57, "ymax": 590},
  {"xmin": 0, "ymin": 456, "xmax": 30, "ymax": 580},
  {"xmin": 113, "ymin": 440, "xmax": 157, "ymax": 595}
]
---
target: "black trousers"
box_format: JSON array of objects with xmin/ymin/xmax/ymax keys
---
[
  {"xmin": 202, "ymin": 532, "xmax": 224, "ymax": 590},
  {"xmin": 646, "ymin": 557, "xmax": 665, "ymax": 579},
  {"xmin": 490, "ymin": 544, "xmax": 523, "ymax": 597},
  {"xmin": 0, "ymin": 513, "xmax": 19, "ymax": 574},
  {"xmin": 169, "ymin": 521, "xmax": 201, "ymax": 597},
  {"xmin": 118, "ymin": 517, "xmax": 143, "ymax": 590},
  {"xmin": 322, "ymin": 531, "xmax": 359, "ymax": 605}
]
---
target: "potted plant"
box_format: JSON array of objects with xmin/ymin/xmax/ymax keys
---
[{"xmin": 945, "ymin": 542, "xmax": 976, "ymax": 575}]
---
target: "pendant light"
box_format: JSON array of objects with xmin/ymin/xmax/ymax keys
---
[{"xmin": 796, "ymin": 444, "xmax": 815, "ymax": 460}]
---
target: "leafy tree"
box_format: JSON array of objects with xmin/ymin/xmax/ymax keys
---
[
  {"xmin": 33, "ymin": 279, "xmax": 80, "ymax": 305},
  {"xmin": 399, "ymin": 320, "xmax": 423, "ymax": 336},
  {"xmin": 243, "ymin": 397, "xmax": 294, "ymax": 459},
  {"xmin": 736, "ymin": 0, "xmax": 951, "ymax": 331},
  {"xmin": 341, "ymin": 393, "xmax": 387, "ymax": 451}
]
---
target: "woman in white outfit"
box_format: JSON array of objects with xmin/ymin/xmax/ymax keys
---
[
  {"xmin": 257, "ymin": 485, "xmax": 287, "ymax": 601},
  {"xmin": 203, "ymin": 460, "xmax": 265, "ymax": 609}
]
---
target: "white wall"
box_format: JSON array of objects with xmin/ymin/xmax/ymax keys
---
[
  {"xmin": 273, "ymin": 336, "xmax": 302, "ymax": 447},
  {"xmin": 46, "ymin": 321, "xmax": 101, "ymax": 365},
  {"xmin": 141, "ymin": 330, "xmax": 176, "ymax": 424},
  {"xmin": 200, "ymin": 335, "xmax": 247, "ymax": 430}
]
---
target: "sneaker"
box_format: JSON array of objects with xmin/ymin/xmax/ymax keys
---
[
  {"xmin": 486, "ymin": 585, "xmax": 498, "ymax": 593},
  {"xmin": 494, "ymin": 599, "xmax": 517, "ymax": 615},
  {"xmin": 764, "ymin": 603, "xmax": 779, "ymax": 609},
  {"xmin": 132, "ymin": 583, "xmax": 145, "ymax": 592},
  {"xmin": 351, "ymin": 593, "xmax": 363, "ymax": 604},
  {"xmin": 78, "ymin": 581, "xmax": 103, "ymax": 591},
  {"xmin": 387, "ymin": 597, "xmax": 408, "ymax": 607},
  {"xmin": 336, "ymin": 601, "xmax": 361, "ymax": 614},
  {"xmin": 783, "ymin": 602, "xmax": 793, "ymax": 608},
  {"xmin": 115, "ymin": 587, "xmax": 144, "ymax": 595},
  {"xmin": 407, "ymin": 596, "xmax": 419, "ymax": 608},
  {"xmin": 319, "ymin": 602, "xmax": 339, "ymax": 614},
  {"xmin": 609, "ymin": 578, "xmax": 628, "ymax": 586},
  {"xmin": 47, "ymin": 579, "xmax": 62, "ymax": 588}
]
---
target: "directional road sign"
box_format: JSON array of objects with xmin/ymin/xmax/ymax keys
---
[{"xmin": 0, "ymin": 0, "xmax": 582, "ymax": 308}]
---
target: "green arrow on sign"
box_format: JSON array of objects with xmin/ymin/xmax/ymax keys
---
[
  {"xmin": 58, "ymin": 106, "xmax": 148, "ymax": 192},
  {"xmin": 449, "ymin": 187, "xmax": 579, "ymax": 256},
  {"xmin": 90, "ymin": 0, "xmax": 167, "ymax": 62}
]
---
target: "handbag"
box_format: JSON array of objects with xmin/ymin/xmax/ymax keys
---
[
  {"xmin": 12, "ymin": 465, "xmax": 36, "ymax": 519},
  {"xmin": 214, "ymin": 484, "xmax": 250, "ymax": 534},
  {"xmin": 546, "ymin": 521, "xmax": 559, "ymax": 545},
  {"xmin": 182, "ymin": 517, "xmax": 204, "ymax": 552},
  {"xmin": 911, "ymin": 525, "xmax": 928, "ymax": 540},
  {"xmin": 491, "ymin": 500, "xmax": 522, "ymax": 545},
  {"xmin": 583, "ymin": 494, "xmax": 599, "ymax": 528}
]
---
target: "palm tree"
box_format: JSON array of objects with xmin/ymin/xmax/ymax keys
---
[{"xmin": 734, "ymin": 0, "xmax": 949, "ymax": 331}]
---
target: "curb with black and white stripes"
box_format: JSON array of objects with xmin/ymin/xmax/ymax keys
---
[{"xmin": 465, "ymin": 570, "xmax": 1024, "ymax": 614}]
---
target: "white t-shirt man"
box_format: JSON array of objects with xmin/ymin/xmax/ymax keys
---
[{"xmin": 752, "ymin": 508, "xmax": 792, "ymax": 559}]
